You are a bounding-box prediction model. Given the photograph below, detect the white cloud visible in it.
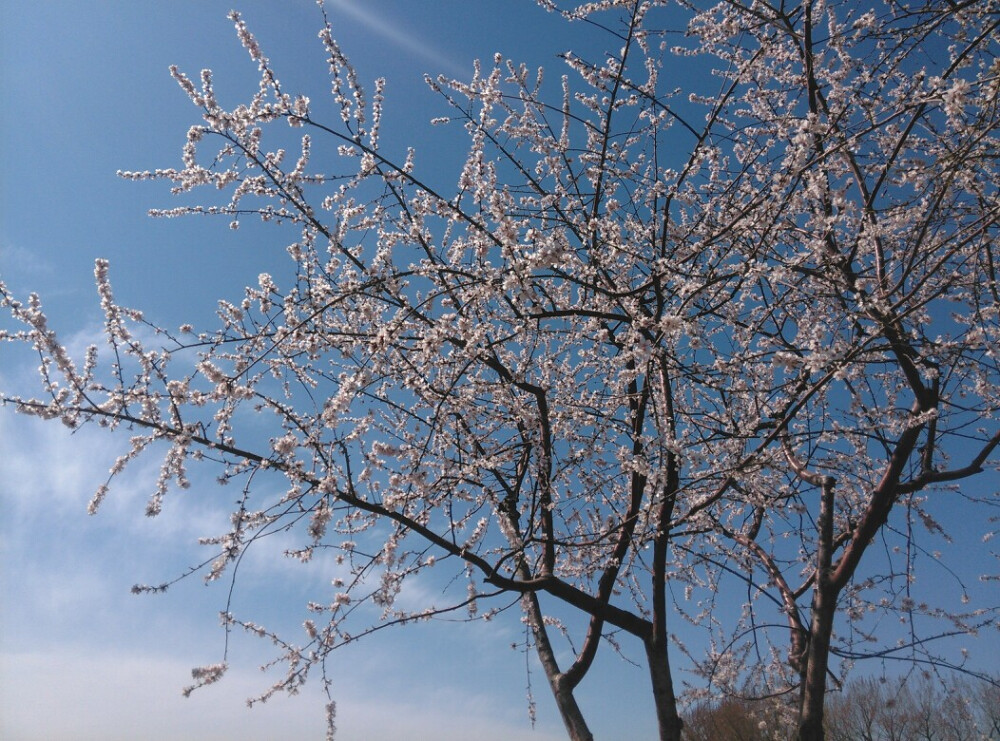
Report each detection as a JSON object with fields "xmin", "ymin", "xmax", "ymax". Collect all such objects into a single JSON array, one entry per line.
[
  {"xmin": 0, "ymin": 321, "xmax": 639, "ymax": 741},
  {"xmin": 325, "ymin": 0, "xmax": 468, "ymax": 78},
  {"xmin": 0, "ymin": 641, "xmax": 564, "ymax": 741},
  {"xmin": 0, "ymin": 242, "xmax": 55, "ymax": 282},
  {"xmin": 0, "ymin": 408, "xmax": 567, "ymax": 741}
]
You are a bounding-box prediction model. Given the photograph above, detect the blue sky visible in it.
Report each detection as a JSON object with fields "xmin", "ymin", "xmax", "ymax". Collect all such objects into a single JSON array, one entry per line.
[{"xmin": 2, "ymin": 2, "xmax": 997, "ymax": 740}]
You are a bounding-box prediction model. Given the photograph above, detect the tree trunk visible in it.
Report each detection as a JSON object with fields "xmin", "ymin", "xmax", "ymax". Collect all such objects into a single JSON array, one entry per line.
[
  {"xmin": 648, "ymin": 423, "xmax": 683, "ymax": 741},
  {"xmin": 550, "ymin": 675, "xmax": 594, "ymax": 741},
  {"xmin": 645, "ymin": 634, "xmax": 684, "ymax": 741},
  {"xmin": 647, "ymin": 500, "xmax": 683, "ymax": 740},
  {"xmin": 796, "ymin": 587, "xmax": 835, "ymax": 740},
  {"xmin": 523, "ymin": 590, "xmax": 594, "ymax": 741},
  {"xmin": 797, "ymin": 475, "xmax": 838, "ymax": 741}
]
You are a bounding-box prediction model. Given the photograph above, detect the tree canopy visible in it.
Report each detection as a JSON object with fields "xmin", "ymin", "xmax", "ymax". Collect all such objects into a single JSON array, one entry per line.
[{"xmin": 3, "ymin": 2, "xmax": 999, "ymax": 740}]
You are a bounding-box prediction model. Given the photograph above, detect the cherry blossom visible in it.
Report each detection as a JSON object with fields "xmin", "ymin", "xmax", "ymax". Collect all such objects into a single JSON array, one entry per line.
[{"xmin": 2, "ymin": 2, "xmax": 998, "ymax": 740}]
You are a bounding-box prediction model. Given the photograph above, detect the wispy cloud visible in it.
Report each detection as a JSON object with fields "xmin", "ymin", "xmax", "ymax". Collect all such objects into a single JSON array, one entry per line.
[
  {"xmin": 0, "ymin": 242, "xmax": 54, "ymax": 280},
  {"xmin": 1, "ymin": 642, "xmax": 565, "ymax": 741},
  {"xmin": 0, "ymin": 371, "xmax": 562, "ymax": 741},
  {"xmin": 325, "ymin": 0, "xmax": 468, "ymax": 78}
]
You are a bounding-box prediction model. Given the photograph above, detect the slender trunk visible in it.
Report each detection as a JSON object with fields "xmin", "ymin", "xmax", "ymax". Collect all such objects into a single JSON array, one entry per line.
[
  {"xmin": 797, "ymin": 475, "xmax": 837, "ymax": 741},
  {"xmin": 649, "ymin": 361, "xmax": 684, "ymax": 741},
  {"xmin": 645, "ymin": 633, "xmax": 684, "ymax": 741},
  {"xmin": 522, "ymin": 590, "xmax": 594, "ymax": 741},
  {"xmin": 798, "ymin": 5, "xmax": 836, "ymax": 731},
  {"xmin": 550, "ymin": 676, "xmax": 593, "ymax": 741},
  {"xmin": 797, "ymin": 585, "xmax": 835, "ymax": 740},
  {"xmin": 648, "ymin": 487, "xmax": 683, "ymax": 740}
]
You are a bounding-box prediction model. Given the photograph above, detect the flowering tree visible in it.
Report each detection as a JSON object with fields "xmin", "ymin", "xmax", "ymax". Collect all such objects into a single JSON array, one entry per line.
[{"xmin": 2, "ymin": 2, "xmax": 999, "ymax": 740}]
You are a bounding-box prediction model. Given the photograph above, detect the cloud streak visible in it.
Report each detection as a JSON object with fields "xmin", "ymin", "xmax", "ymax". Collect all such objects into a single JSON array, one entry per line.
[{"xmin": 325, "ymin": 0, "xmax": 468, "ymax": 78}]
